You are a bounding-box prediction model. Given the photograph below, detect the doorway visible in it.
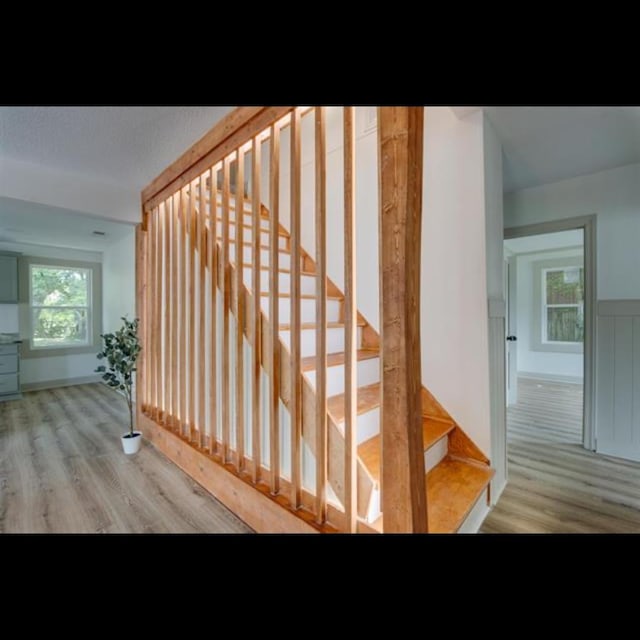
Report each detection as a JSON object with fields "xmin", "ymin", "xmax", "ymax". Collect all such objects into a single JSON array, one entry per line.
[
  {"xmin": 503, "ymin": 215, "xmax": 596, "ymax": 453},
  {"xmin": 504, "ymin": 228, "xmax": 586, "ymax": 447}
]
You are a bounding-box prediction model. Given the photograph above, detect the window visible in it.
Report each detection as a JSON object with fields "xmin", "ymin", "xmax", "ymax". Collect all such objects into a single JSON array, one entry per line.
[
  {"xmin": 542, "ymin": 267, "xmax": 584, "ymax": 345},
  {"xmin": 531, "ymin": 255, "xmax": 584, "ymax": 354},
  {"xmin": 30, "ymin": 264, "xmax": 92, "ymax": 349}
]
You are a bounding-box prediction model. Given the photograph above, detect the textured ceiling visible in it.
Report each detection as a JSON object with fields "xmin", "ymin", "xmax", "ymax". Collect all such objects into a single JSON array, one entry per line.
[
  {"xmin": 484, "ymin": 106, "xmax": 640, "ymax": 192},
  {"xmin": 0, "ymin": 106, "xmax": 233, "ymax": 188}
]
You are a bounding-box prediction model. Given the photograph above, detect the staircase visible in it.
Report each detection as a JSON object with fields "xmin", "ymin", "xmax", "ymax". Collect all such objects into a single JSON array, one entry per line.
[
  {"xmin": 139, "ymin": 106, "xmax": 495, "ymax": 533},
  {"xmin": 205, "ymin": 191, "xmax": 494, "ymax": 533}
]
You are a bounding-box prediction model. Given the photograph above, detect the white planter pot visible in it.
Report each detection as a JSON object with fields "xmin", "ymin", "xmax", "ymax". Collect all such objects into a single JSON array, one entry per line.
[{"xmin": 121, "ymin": 431, "xmax": 142, "ymax": 455}]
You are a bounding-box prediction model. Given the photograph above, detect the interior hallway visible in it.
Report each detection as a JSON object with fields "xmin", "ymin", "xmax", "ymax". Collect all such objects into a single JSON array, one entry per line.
[
  {"xmin": 481, "ymin": 378, "xmax": 640, "ymax": 533},
  {"xmin": 0, "ymin": 384, "xmax": 251, "ymax": 533}
]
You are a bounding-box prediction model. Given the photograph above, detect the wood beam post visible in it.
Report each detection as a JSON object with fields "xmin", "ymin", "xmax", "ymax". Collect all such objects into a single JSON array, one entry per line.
[{"xmin": 377, "ymin": 107, "xmax": 428, "ymax": 533}]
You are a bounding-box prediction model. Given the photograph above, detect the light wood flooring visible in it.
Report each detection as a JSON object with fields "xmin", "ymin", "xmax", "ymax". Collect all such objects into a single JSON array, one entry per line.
[
  {"xmin": 481, "ymin": 377, "xmax": 640, "ymax": 533},
  {"xmin": 0, "ymin": 384, "xmax": 252, "ymax": 533}
]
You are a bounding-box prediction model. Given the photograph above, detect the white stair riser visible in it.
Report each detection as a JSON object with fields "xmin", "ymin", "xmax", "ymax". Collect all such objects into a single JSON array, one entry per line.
[
  {"xmin": 305, "ymin": 357, "xmax": 380, "ymax": 398},
  {"xmin": 260, "ymin": 296, "xmax": 341, "ymax": 324},
  {"xmin": 215, "ymin": 222, "xmax": 287, "ymax": 249},
  {"xmin": 280, "ymin": 326, "xmax": 362, "ymax": 358},
  {"xmin": 364, "ymin": 432, "xmax": 450, "ymax": 524},
  {"xmin": 244, "ymin": 269, "xmax": 316, "ymax": 295},
  {"xmin": 228, "ymin": 245, "xmax": 292, "ymax": 270},
  {"xmin": 367, "ymin": 489, "xmax": 381, "ymax": 523},
  {"xmin": 425, "ymin": 436, "xmax": 448, "ymax": 472}
]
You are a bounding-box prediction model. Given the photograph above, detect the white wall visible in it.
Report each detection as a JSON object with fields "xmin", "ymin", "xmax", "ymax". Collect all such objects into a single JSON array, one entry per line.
[
  {"xmin": 269, "ymin": 107, "xmax": 380, "ymax": 330},
  {"xmin": 102, "ymin": 228, "xmax": 136, "ymax": 333},
  {"xmin": 505, "ymin": 163, "xmax": 640, "ymax": 299},
  {"xmin": 515, "ymin": 248, "xmax": 584, "ymax": 380},
  {"xmin": 421, "ymin": 107, "xmax": 492, "ymax": 456}
]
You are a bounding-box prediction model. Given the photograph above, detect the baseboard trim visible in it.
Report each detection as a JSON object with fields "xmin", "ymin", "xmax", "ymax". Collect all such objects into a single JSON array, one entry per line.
[
  {"xmin": 22, "ymin": 374, "xmax": 102, "ymax": 392},
  {"xmin": 518, "ymin": 372, "xmax": 583, "ymax": 385},
  {"xmin": 458, "ymin": 489, "xmax": 492, "ymax": 534}
]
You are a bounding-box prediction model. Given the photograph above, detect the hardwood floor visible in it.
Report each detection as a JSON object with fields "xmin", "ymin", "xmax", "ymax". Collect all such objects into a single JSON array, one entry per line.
[
  {"xmin": 0, "ymin": 384, "xmax": 252, "ymax": 534},
  {"xmin": 481, "ymin": 377, "xmax": 640, "ymax": 533}
]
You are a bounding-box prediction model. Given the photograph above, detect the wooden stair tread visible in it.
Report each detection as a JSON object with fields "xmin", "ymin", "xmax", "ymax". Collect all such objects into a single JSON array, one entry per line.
[
  {"xmin": 328, "ymin": 382, "xmax": 380, "ymax": 424},
  {"xmin": 357, "ymin": 417, "xmax": 455, "ymax": 483},
  {"xmin": 425, "ymin": 457, "xmax": 494, "ymax": 533},
  {"xmin": 215, "ymin": 237, "xmax": 290, "ymax": 251},
  {"xmin": 279, "ymin": 321, "xmax": 365, "ymax": 331},
  {"xmin": 301, "ymin": 349, "xmax": 379, "ymax": 372},
  {"xmin": 242, "ymin": 264, "xmax": 315, "ymax": 276},
  {"xmin": 213, "ymin": 216, "xmax": 287, "ymax": 235},
  {"xmin": 261, "ymin": 292, "xmax": 342, "ymax": 301}
]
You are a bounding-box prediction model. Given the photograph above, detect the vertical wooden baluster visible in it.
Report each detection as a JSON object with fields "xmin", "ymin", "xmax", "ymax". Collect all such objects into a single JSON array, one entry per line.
[
  {"xmin": 251, "ymin": 138, "xmax": 262, "ymax": 483},
  {"xmin": 198, "ymin": 176, "xmax": 207, "ymax": 448},
  {"xmin": 155, "ymin": 204, "xmax": 164, "ymax": 421},
  {"xmin": 315, "ymin": 107, "xmax": 328, "ymax": 524},
  {"xmin": 164, "ymin": 198, "xmax": 172, "ymax": 426},
  {"xmin": 221, "ymin": 157, "xmax": 231, "ymax": 463},
  {"xmin": 344, "ymin": 107, "xmax": 357, "ymax": 532},
  {"xmin": 135, "ymin": 222, "xmax": 146, "ymax": 418},
  {"xmin": 290, "ymin": 109, "xmax": 302, "ymax": 509},
  {"xmin": 171, "ymin": 191, "xmax": 180, "ymax": 432},
  {"xmin": 188, "ymin": 180, "xmax": 197, "ymax": 442},
  {"xmin": 149, "ymin": 208, "xmax": 158, "ymax": 419},
  {"xmin": 179, "ymin": 187, "xmax": 188, "ymax": 437},
  {"xmin": 209, "ymin": 167, "xmax": 219, "ymax": 454},
  {"xmin": 235, "ymin": 149, "xmax": 246, "ymax": 471},
  {"xmin": 378, "ymin": 107, "xmax": 427, "ymax": 533},
  {"xmin": 269, "ymin": 123, "xmax": 281, "ymax": 495}
]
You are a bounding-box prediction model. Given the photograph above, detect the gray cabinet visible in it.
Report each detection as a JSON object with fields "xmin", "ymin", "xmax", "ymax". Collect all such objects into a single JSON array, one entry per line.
[
  {"xmin": 0, "ymin": 343, "xmax": 20, "ymax": 400},
  {"xmin": 0, "ymin": 255, "xmax": 19, "ymax": 303}
]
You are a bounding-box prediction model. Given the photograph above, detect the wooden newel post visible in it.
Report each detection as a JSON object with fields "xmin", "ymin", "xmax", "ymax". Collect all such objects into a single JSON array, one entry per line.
[{"xmin": 378, "ymin": 107, "xmax": 428, "ymax": 533}]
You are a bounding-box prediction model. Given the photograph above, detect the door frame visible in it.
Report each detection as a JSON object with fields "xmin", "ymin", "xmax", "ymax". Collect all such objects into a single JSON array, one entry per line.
[{"xmin": 503, "ymin": 214, "xmax": 597, "ymax": 451}]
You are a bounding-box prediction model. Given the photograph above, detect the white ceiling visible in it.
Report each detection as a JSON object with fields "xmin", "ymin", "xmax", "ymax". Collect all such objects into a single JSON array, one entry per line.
[
  {"xmin": 1, "ymin": 105, "xmax": 639, "ymax": 253},
  {"xmin": 0, "ymin": 106, "xmax": 233, "ymax": 188},
  {"xmin": 484, "ymin": 106, "xmax": 640, "ymax": 192},
  {"xmin": 0, "ymin": 106, "xmax": 233, "ymax": 251}
]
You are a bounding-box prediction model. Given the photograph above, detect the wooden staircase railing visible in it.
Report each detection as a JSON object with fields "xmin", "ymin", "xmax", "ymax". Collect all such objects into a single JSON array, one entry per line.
[{"xmin": 137, "ymin": 106, "xmax": 493, "ymax": 533}]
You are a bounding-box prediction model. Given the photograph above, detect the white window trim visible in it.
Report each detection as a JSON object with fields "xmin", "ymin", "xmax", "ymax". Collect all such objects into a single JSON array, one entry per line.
[
  {"xmin": 18, "ymin": 256, "xmax": 102, "ymax": 360},
  {"xmin": 541, "ymin": 267, "xmax": 584, "ymax": 347},
  {"xmin": 29, "ymin": 263, "xmax": 93, "ymax": 350},
  {"xmin": 531, "ymin": 256, "xmax": 584, "ymax": 355}
]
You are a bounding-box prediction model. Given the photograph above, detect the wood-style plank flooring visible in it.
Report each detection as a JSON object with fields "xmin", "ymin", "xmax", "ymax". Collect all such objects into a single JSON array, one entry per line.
[
  {"xmin": 481, "ymin": 377, "xmax": 640, "ymax": 533},
  {"xmin": 0, "ymin": 384, "xmax": 252, "ymax": 533}
]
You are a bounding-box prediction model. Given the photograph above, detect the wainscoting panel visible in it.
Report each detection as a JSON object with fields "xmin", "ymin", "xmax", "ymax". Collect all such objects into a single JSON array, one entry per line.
[{"xmin": 596, "ymin": 300, "xmax": 640, "ymax": 462}]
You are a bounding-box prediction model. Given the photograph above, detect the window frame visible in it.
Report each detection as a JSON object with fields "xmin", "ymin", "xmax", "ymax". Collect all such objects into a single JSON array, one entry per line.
[
  {"xmin": 531, "ymin": 255, "xmax": 584, "ymax": 355},
  {"xmin": 541, "ymin": 266, "xmax": 584, "ymax": 346},
  {"xmin": 18, "ymin": 256, "xmax": 102, "ymax": 360}
]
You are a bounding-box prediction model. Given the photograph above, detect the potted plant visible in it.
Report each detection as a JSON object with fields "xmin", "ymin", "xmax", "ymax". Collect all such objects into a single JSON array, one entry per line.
[{"xmin": 95, "ymin": 316, "xmax": 142, "ymax": 454}]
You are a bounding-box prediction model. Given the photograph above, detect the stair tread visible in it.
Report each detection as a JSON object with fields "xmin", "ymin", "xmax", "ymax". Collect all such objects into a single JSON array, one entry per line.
[
  {"xmin": 261, "ymin": 292, "xmax": 342, "ymax": 301},
  {"xmin": 301, "ymin": 349, "xmax": 379, "ymax": 372},
  {"xmin": 364, "ymin": 456, "xmax": 493, "ymax": 534},
  {"xmin": 328, "ymin": 382, "xmax": 380, "ymax": 424},
  {"xmin": 425, "ymin": 456, "xmax": 494, "ymax": 533},
  {"xmin": 213, "ymin": 217, "xmax": 288, "ymax": 235},
  {"xmin": 242, "ymin": 264, "xmax": 315, "ymax": 275},
  {"xmin": 215, "ymin": 237, "xmax": 290, "ymax": 251},
  {"xmin": 280, "ymin": 321, "xmax": 366, "ymax": 331},
  {"xmin": 356, "ymin": 417, "xmax": 456, "ymax": 483}
]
